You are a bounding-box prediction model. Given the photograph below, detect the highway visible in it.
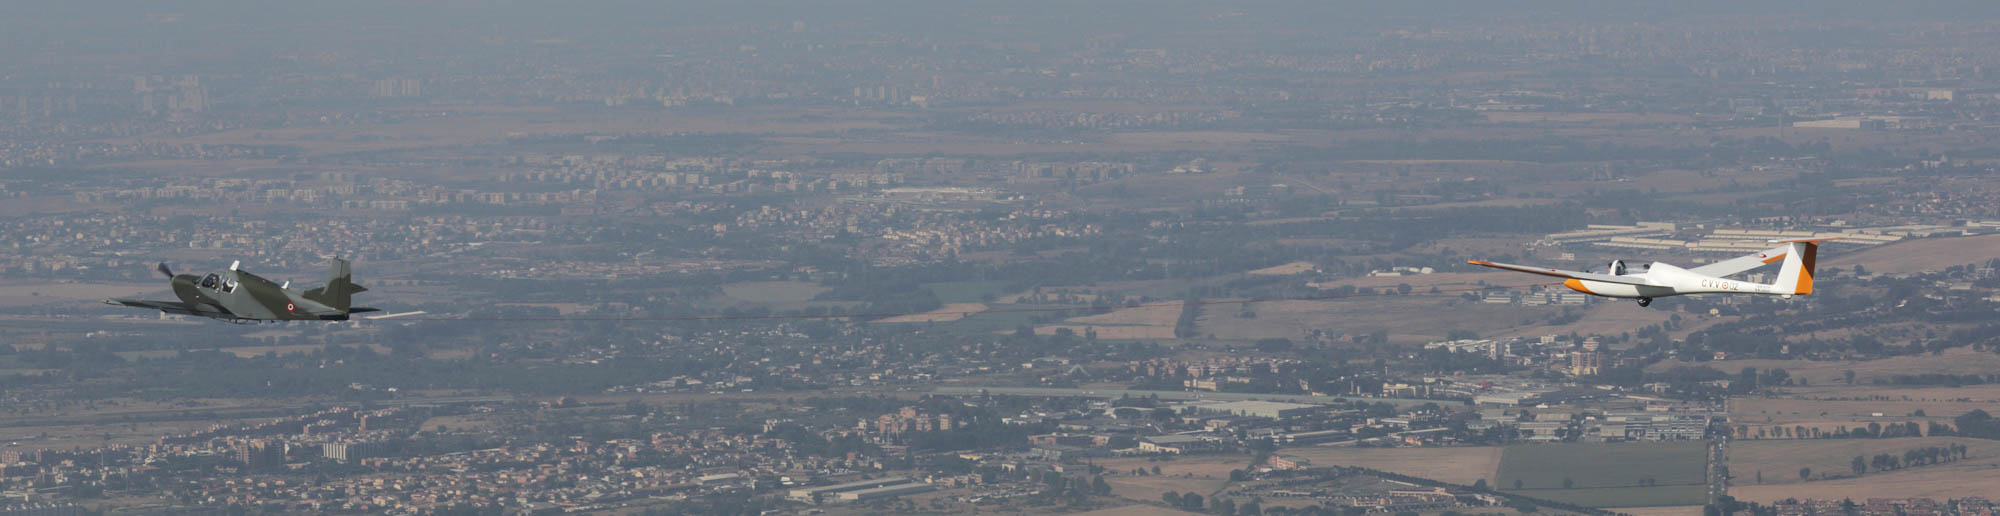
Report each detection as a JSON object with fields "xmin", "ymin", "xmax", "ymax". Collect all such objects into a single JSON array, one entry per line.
[{"xmin": 928, "ymin": 386, "xmax": 1441, "ymax": 406}]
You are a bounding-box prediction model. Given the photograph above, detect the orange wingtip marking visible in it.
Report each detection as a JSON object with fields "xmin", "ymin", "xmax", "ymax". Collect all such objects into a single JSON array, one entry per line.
[
  {"xmin": 1467, "ymin": 260, "xmax": 1491, "ymax": 266},
  {"xmin": 1563, "ymin": 278, "xmax": 1595, "ymax": 295},
  {"xmin": 1760, "ymin": 253, "xmax": 1786, "ymax": 264}
]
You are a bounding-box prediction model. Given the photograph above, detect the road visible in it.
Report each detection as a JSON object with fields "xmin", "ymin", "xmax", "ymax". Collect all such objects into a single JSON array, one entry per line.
[{"xmin": 928, "ymin": 385, "xmax": 1441, "ymax": 406}]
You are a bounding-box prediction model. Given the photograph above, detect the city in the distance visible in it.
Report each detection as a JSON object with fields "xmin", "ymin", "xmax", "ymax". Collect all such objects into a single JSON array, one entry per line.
[{"xmin": 3, "ymin": 2, "xmax": 2000, "ymax": 515}]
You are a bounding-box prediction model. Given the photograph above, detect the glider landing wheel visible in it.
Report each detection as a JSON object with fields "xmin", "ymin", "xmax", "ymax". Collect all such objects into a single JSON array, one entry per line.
[{"xmin": 1637, "ymin": 297, "xmax": 1653, "ymax": 308}]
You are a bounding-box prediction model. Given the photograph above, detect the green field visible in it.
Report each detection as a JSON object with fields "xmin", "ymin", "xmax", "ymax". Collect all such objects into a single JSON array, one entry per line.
[
  {"xmin": 922, "ymin": 280, "xmax": 1016, "ymax": 303},
  {"xmin": 1494, "ymin": 441, "xmax": 1709, "ymax": 508},
  {"xmin": 934, "ymin": 307, "xmax": 1056, "ymax": 336},
  {"xmin": 720, "ymin": 281, "xmax": 830, "ymax": 304}
]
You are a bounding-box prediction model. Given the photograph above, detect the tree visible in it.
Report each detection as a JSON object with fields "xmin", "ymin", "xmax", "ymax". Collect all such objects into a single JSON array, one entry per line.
[
  {"xmin": 1736, "ymin": 367, "xmax": 1760, "ymax": 393},
  {"xmin": 1562, "ymin": 477, "xmax": 1574, "ymax": 489},
  {"xmin": 1181, "ymin": 493, "xmax": 1203, "ymax": 510},
  {"xmin": 1513, "ymin": 479, "xmax": 1524, "ymax": 490},
  {"xmin": 1844, "ymin": 370, "xmax": 1856, "ymax": 385},
  {"xmin": 1162, "ymin": 491, "xmax": 1179, "ymax": 506},
  {"xmin": 1851, "ymin": 455, "xmax": 1866, "ymax": 476},
  {"xmin": 1799, "ymin": 467, "xmax": 1811, "ymax": 481},
  {"xmin": 1471, "ymin": 479, "xmax": 1488, "ymax": 491}
]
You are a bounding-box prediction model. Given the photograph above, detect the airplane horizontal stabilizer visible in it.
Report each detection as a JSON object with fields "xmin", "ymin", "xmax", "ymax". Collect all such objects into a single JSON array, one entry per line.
[{"xmin": 1687, "ymin": 244, "xmax": 1791, "ymax": 278}]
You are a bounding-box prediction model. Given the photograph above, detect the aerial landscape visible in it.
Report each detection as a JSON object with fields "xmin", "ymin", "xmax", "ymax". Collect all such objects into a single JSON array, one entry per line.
[{"xmin": 6, "ymin": 1, "xmax": 2000, "ymax": 515}]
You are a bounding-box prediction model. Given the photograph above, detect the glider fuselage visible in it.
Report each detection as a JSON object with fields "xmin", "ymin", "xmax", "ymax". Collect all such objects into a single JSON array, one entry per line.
[{"xmin": 1560, "ymin": 262, "xmax": 1785, "ymax": 299}]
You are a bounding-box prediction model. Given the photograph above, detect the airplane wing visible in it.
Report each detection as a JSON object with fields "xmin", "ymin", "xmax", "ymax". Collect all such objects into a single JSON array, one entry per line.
[
  {"xmin": 1466, "ymin": 260, "xmax": 1659, "ymax": 286},
  {"xmin": 103, "ymin": 298, "xmax": 201, "ymax": 316},
  {"xmin": 1687, "ymin": 245, "xmax": 1788, "ymax": 278}
]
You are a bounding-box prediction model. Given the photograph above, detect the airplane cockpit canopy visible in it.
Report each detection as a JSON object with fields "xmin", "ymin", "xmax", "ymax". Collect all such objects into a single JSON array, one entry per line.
[
  {"xmin": 1599, "ymin": 261, "xmax": 1653, "ymax": 275},
  {"xmin": 200, "ymin": 273, "xmax": 220, "ymax": 289}
]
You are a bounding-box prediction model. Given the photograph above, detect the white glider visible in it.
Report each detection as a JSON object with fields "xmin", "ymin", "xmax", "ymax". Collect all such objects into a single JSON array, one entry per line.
[{"xmin": 1469, "ymin": 239, "xmax": 1829, "ymax": 307}]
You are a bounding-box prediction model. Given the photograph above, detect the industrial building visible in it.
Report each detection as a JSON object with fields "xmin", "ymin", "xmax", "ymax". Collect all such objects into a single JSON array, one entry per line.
[
  {"xmin": 1190, "ymin": 400, "xmax": 1326, "ymax": 420},
  {"xmin": 834, "ymin": 482, "xmax": 936, "ymax": 502},
  {"xmin": 788, "ymin": 476, "xmax": 912, "ymax": 502}
]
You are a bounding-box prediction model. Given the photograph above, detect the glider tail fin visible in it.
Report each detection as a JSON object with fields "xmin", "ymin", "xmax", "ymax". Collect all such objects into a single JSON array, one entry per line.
[{"xmin": 1771, "ymin": 240, "xmax": 1822, "ymax": 295}]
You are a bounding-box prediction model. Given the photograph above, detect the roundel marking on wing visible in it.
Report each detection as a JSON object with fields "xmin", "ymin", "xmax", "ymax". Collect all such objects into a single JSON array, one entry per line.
[{"xmin": 286, "ymin": 302, "xmax": 296, "ymax": 312}]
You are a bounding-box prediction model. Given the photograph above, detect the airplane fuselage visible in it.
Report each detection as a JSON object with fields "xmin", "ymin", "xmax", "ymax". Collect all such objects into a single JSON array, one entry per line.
[
  {"xmin": 173, "ymin": 269, "xmax": 344, "ymax": 321},
  {"xmin": 106, "ymin": 258, "xmax": 375, "ymax": 322}
]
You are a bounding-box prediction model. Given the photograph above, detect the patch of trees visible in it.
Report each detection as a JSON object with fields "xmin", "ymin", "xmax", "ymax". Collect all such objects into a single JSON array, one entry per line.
[
  {"xmin": 1956, "ymin": 409, "xmax": 2000, "ymax": 439},
  {"xmin": 1160, "ymin": 491, "xmax": 1205, "ymax": 511},
  {"xmin": 1806, "ymin": 421, "xmax": 1925, "ymax": 439},
  {"xmin": 1848, "ymin": 444, "xmax": 1969, "ymax": 475},
  {"xmin": 904, "ymin": 419, "xmax": 1041, "ymax": 452},
  {"xmin": 1173, "ymin": 295, "xmax": 1201, "ymax": 339},
  {"xmin": 1880, "ymin": 373, "xmax": 1995, "ymax": 387},
  {"xmin": 813, "ymin": 274, "xmax": 943, "ymax": 315}
]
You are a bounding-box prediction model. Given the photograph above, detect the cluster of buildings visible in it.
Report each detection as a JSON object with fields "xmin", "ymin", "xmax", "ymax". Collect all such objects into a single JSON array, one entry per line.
[
  {"xmin": 1542, "ymin": 222, "xmax": 1991, "ymax": 256},
  {"xmin": 1123, "ymin": 357, "xmax": 1304, "ymax": 392},
  {"xmin": 1464, "ymin": 399, "xmax": 1719, "ymax": 443},
  {"xmin": 865, "ymin": 407, "xmax": 958, "ymax": 436}
]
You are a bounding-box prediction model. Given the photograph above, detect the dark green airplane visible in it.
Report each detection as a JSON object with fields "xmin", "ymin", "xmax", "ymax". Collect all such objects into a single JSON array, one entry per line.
[{"xmin": 105, "ymin": 257, "xmax": 380, "ymax": 322}]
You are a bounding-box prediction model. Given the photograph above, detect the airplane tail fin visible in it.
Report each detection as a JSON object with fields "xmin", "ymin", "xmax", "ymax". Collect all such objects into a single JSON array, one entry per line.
[
  {"xmin": 1770, "ymin": 240, "xmax": 1825, "ymax": 295},
  {"xmin": 303, "ymin": 257, "xmax": 359, "ymax": 312}
]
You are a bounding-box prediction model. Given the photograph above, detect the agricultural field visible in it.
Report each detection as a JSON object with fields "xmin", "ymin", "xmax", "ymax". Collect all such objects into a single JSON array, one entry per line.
[
  {"xmin": 1283, "ymin": 446, "xmax": 1503, "ymax": 485},
  {"xmin": 1199, "ymin": 296, "xmax": 1557, "ymax": 344},
  {"xmin": 873, "ymin": 303, "xmax": 988, "ymax": 323},
  {"xmin": 1618, "ymin": 507, "xmax": 1704, "ymax": 516},
  {"xmin": 1037, "ymin": 303, "xmax": 1181, "ymax": 340},
  {"xmin": 922, "ymin": 280, "xmax": 1018, "ymax": 304},
  {"xmin": 1823, "ymin": 233, "xmax": 2000, "ymax": 275},
  {"xmin": 1246, "ymin": 261, "xmax": 1316, "ymax": 276},
  {"xmin": 1096, "ymin": 455, "xmax": 1249, "ymax": 504},
  {"xmin": 719, "ymin": 281, "xmax": 829, "ymax": 304},
  {"xmin": 1731, "ymin": 458, "xmax": 2000, "ymax": 505},
  {"xmin": 1494, "ymin": 441, "xmax": 1709, "ymax": 508},
  {"xmin": 1730, "ymin": 394, "xmax": 2000, "ymax": 431},
  {"xmin": 1730, "ymin": 437, "xmax": 2000, "ymax": 486},
  {"xmin": 1653, "ymin": 346, "xmax": 2000, "ymax": 387},
  {"xmin": 944, "ymin": 308, "xmax": 1062, "ymax": 337},
  {"xmin": 1067, "ymin": 505, "xmax": 1205, "ymax": 516}
]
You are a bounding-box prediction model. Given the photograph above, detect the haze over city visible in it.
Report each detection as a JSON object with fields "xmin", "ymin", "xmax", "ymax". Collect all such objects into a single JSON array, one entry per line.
[{"xmin": 5, "ymin": 2, "xmax": 2000, "ymax": 515}]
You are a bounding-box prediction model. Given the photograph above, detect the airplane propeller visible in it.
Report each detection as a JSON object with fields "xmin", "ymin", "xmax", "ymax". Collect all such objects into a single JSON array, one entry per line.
[{"xmin": 155, "ymin": 262, "xmax": 174, "ymax": 278}]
